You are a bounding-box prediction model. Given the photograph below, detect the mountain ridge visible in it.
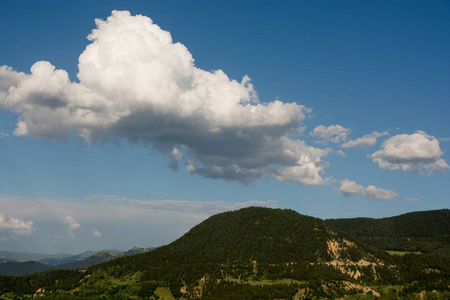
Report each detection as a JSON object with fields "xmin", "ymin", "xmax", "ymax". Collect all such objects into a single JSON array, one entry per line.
[{"xmin": 325, "ymin": 208, "xmax": 450, "ymax": 247}]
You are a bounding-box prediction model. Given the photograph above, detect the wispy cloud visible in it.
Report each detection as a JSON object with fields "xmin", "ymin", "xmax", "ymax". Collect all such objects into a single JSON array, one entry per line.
[
  {"xmin": 63, "ymin": 216, "xmax": 81, "ymax": 238},
  {"xmin": 341, "ymin": 131, "xmax": 389, "ymax": 148},
  {"xmin": 92, "ymin": 229, "xmax": 102, "ymax": 238},
  {"xmin": 405, "ymin": 197, "xmax": 420, "ymax": 202},
  {"xmin": 0, "ymin": 195, "xmax": 277, "ymax": 245},
  {"xmin": 338, "ymin": 179, "xmax": 398, "ymax": 200}
]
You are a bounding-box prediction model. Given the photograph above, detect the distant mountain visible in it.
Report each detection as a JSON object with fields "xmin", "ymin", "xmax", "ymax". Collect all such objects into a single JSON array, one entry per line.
[
  {"xmin": 0, "ymin": 261, "xmax": 54, "ymax": 276},
  {"xmin": 123, "ymin": 246, "xmax": 153, "ymax": 256},
  {"xmin": 0, "ymin": 247, "xmax": 153, "ymax": 275},
  {"xmin": 54, "ymin": 249, "xmax": 123, "ymax": 270},
  {"xmin": 38, "ymin": 250, "xmax": 99, "ymax": 266},
  {"xmin": 325, "ymin": 209, "xmax": 450, "ymax": 247},
  {"xmin": 0, "ymin": 251, "xmax": 74, "ymax": 263}
]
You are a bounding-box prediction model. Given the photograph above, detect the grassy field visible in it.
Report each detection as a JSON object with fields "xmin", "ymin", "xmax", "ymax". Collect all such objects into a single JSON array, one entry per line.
[
  {"xmin": 153, "ymin": 287, "xmax": 176, "ymax": 300},
  {"xmin": 385, "ymin": 250, "xmax": 422, "ymax": 256},
  {"xmin": 225, "ymin": 276, "xmax": 306, "ymax": 286}
]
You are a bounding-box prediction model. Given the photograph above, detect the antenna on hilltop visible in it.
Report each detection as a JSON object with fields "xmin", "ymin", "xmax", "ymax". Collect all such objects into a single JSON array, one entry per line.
[{"xmin": 265, "ymin": 193, "xmax": 268, "ymax": 208}]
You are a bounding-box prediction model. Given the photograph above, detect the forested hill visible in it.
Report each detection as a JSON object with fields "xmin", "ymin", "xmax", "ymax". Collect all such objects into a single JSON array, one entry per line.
[
  {"xmin": 89, "ymin": 206, "xmax": 391, "ymax": 285},
  {"xmin": 325, "ymin": 209, "xmax": 450, "ymax": 247},
  {"xmin": 112, "ymin": 206, "xmax": 376, "ymax": 265}
]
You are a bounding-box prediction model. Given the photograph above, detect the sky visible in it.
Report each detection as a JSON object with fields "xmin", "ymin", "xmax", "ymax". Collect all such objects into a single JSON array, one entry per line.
[{"xmin": 0, "ymin": 1, "xmax": 449, "ymax": 254}]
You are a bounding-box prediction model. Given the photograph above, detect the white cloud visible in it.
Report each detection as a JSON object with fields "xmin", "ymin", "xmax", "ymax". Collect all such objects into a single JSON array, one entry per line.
[
  {"xmin": 92, "ymin": 229, "xmax": 102, "ymax": 237},
  {"xmin": 338, "ymin": 179, "xmax": 398, "ymax": 200},
  {"xmin": 63, "ymin": 216, "xmax": 81, "ymax": 238},
  {"xmin": 310, "ymin": 125, "xmax": 351, "ymax": 144},
  {"xmin": 369, "ymin": 131, "xmax": 449, "ymax": 175},
  {"xmin": 0, "ymin": 213, "xmax": 34, "ymax": 236},
  {"xmin": 405, "ymin": 197, "xmax": 419, "ymax": 202},
  {"xmin": 341, "ymin": 131, "xmax": 389, "ymax": 148},
  {"xmin": 0, "ymin": 10, "xmax": 329, "ymax": 185},
  {"xmin": 0, "ymin": 65, "xmax": 27, "ymax": 101}
]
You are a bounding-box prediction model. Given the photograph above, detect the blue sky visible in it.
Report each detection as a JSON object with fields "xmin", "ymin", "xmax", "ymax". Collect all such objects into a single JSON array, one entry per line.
[{"xmin": 0, "ymin": 1, "xmax": 449, "ymax": 254}]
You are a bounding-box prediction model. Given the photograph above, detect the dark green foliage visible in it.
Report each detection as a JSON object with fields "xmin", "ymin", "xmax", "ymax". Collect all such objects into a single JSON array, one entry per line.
[
  {"xmin": 0, "ymin": 269, "xmax": 84, "ymax": 294},
  {"xmin": 325, "ymin": 209, "xmax": 450, "ymax": 247},
  {"xmin": 137, "ymin": 281, "xmax": 159, "ymax": 298}
]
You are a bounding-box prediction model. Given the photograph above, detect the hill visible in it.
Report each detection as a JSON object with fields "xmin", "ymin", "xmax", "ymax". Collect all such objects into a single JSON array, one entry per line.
[
  {"xmin": 325, "ymin": 209, "xmax": 450, "ymax": 247},
  {"xmin": 0, "ymin": 261, "xmax": 54, "ymax": 276}
]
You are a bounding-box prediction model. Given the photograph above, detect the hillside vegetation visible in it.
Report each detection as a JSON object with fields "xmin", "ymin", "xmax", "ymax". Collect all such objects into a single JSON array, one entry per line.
[{"xmin": 325, "ymin": 209, "xmax": 450, "ymax": 247}]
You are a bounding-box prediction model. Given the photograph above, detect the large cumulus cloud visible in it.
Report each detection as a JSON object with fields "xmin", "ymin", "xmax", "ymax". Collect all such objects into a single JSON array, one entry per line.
[
  {"xmin": 369, "ymin": 131, "xmax": 449, "ymax": 175},
  {"xmin": 0, "ymin": 10, "xmax": 330, "ymax": 185}
]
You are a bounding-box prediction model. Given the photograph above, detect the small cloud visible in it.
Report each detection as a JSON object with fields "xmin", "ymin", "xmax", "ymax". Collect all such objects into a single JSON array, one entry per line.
[
  {"xmin": 310, "ymin": 125, "xmax": 351, "ymax": 144},
  {"xmin": 63, "ymin": 216, "xmax": 81, "ymax": 238},
  {"xmin": 0, "ymin": 132, "xmax": 8, "ymax": 138},
  {"xmin": 0, "ymin": 213, "xmax": 34, "ymax": 236},
  {"xmin": 405, "ymin": 197, "xmax": 420, "ymax": 202},
  {"xmin": 335, "ymin": 150, "xmax": 346, "ymax": 157},
  {"xmin": 92, "ymin": 229, "xmax": 102, "ymax": 237},
  {"xmin": 439, "ymin": 137, "xmax": 450, "ymax": 142},
  {"xmin": 338, "ymin": 179, "xmax": 398, "ymax": 200},
  {"xmin": 342, "ymin": 131, "xmax": 389, "ymax": 148},
  {"xmin": 369, "ymin": 131, "xmax": 449, "ymax": 175}
]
